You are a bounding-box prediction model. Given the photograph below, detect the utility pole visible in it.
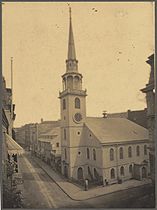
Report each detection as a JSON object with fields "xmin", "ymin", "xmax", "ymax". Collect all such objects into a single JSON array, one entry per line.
[
  {"xmin": 11, "ymin": 57, "xmax": 13, "ymax": 103},
  {"xmin": 10, "ymin": 57, "xmax": 14, "ymax": 137}
]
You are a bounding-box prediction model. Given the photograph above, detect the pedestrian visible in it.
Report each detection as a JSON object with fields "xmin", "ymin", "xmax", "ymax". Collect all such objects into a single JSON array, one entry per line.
[
  {"xmin": 103, "ymin": 178, "xmax": 108, "ymax": 186},
  {"xmin": 84, "ymin": 179, "xmax": 88, "ymax": 191},
  {"xmin": 103, "ymin": 178, "xmax": 106, "ymax": 187}
]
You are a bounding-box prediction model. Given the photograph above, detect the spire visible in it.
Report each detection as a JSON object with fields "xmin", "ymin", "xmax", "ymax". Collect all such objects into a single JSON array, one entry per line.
[{"xmin": 67, "ymin": 7, "xmax": 76, "ymax": 60}]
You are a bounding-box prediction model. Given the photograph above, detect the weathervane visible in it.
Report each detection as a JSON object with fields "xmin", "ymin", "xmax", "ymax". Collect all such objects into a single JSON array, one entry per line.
[{"xmin": 67, "ymin": 3, "xmax": 72, "ymax": 20}]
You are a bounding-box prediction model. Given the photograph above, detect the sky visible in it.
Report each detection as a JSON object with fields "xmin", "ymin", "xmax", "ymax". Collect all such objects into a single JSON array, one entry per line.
[{"xmin": 2, "ymin": 2, "xmax": 155, "ymax": 127}]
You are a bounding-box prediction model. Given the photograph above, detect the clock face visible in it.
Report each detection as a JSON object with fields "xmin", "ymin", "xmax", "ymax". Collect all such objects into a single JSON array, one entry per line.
[{"xmin": 74, "ymin": 113, "xmax": 82, "ymax": 123}]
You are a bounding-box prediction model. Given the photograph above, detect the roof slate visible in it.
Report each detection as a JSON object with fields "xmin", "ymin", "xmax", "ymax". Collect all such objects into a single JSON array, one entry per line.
[{"xmin": 85, "ymin": 117, "xmax": 148, "ymax": 143}]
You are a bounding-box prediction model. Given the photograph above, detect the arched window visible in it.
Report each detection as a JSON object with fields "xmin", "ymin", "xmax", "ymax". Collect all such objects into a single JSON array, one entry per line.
[
  {"xmin": 62, "ymin": 77, "xmax": 67, "ymax": 91},
  {"xmin": 67, "ymin": 75, "xmax": 73, "ymax": 89},
  {"xmin": 77, "ymin": 167, "xmax": 83, "ymax": 180},
  {"xmin": 94, "ymin": 168, "xmax": 99, "ymax": 179},
  {"xmin": 110, "ymin": 148, "xmax": 114, "ymax": 161},
  {"xmin": 128, "ymin": 146, "xmax": 132, "ymax": 158},
  {"xmin": 63, "ymin": 129, "xmax": 66, "ymax": 140},
  {"xmin": 111, "ymin": 168, "xmax": 115, "ymax": 179},
  {"xmin": 88, "ymin": 166, "xmax": 90, "ymax": 176},
  {"xmin": 136, "ymin": 145, "xmax": 140, "ymax": 156},
  {"xmin": 65, "ymin": 148, "xmax": 67, "ymax": 159},
  {"xmin": 74, "ymin": 76, "xmax": 80, "ymax": 89},
  {"xmin": 87, "ymin": 148, "xmax": 90, "ymax": 159},
  {"xmin": 119, "ymin": 147, "xmax": 123, "ymax": 159},
  {"xmin": 120, "ymin": 166, "xmax": 124, "ymax": 176},
  {"xmin": 93, "ymin": 149, "xmax": 96, "ymax": 160},
  {"xmin": 144, "ymin": 145, "xmax": 147, "ymax": 155},
  {"xmin": 129, "ymin": 165, "xmax": 133, "ymax": 174},
  {"xmin": 75, "ymin": 97, "xmax": 80, "ymax": 109},
  {"xmin": 63, "ymin": 99, "xmax": 66, "ymax": 110}
]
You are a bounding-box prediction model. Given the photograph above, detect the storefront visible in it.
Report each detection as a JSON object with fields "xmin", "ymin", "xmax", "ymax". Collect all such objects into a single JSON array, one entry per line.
[{"xmin": 5, "ymin": 132, "xmax": 24, "ymax": 173}]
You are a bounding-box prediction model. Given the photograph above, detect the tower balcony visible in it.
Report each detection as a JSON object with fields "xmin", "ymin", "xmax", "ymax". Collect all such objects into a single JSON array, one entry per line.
[
  {"xmin": 59, "ymin": 88, "xmax": 87, "ymax": 98},
  {"xmin": 62, "ymin": 71, "xmax": 83, "ymax": 79}
]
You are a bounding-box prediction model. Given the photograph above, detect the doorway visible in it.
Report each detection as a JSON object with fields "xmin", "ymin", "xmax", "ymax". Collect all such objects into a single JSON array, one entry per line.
[
  {"xmin": 77, "ymin": 167, "xmax": 83, "ymax": 180},
  {"xmin": 142, "ymin": 167, "xmax": 147, "ymax": 178},
  {"xmin": 64, "ymin": 165, "xmax": 68, "ymax": 178}
]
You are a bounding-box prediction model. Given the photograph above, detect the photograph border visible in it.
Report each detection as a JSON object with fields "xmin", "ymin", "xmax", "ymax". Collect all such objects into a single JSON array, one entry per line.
[{"xmin": 0, "ymin": 0, "xmax": 156, "ymax": 209}]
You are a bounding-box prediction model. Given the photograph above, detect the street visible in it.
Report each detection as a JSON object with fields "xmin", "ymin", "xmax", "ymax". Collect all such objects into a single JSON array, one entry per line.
[
  {"xmin": 19, "ymin": 154, "xmax": 91, "ymax": 208},
  {"xmin": 19, "ymin": 154, "xmax": 155, "ymax": 208}
]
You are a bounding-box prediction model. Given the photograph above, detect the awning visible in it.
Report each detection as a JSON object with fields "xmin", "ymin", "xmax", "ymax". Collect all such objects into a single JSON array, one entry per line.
[{"xmin": 5, "ymin": 133, "xmax": 24, "ymax": 155}]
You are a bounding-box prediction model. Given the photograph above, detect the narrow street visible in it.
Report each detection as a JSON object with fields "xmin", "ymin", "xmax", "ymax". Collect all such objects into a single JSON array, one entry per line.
[
  {"xmin": 19, "ymin": 154, "xmax": 92, "ymax": 208},
  {"xmin": 18, "ymin": 153, "xmax": 155, "ymax": 208}
]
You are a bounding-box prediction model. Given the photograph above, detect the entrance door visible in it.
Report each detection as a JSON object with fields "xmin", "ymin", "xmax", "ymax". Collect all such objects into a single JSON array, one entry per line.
[
  {"xmin": 77, "ymin": 167, "xmax": 83, "ymax": 180},
  {"xmin": 142, "ymin": 167, "xmax": 147, "ymax": 178},
  {"xmin": 94, "ymin": 168, "xmax": 99, "ymax": 180},
  {"xmin": 64, "ymin": 165, "xmax": 68, "ymax": 178}
]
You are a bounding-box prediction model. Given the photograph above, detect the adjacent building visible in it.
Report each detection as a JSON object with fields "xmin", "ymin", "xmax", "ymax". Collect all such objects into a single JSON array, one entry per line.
[
  {"xmin": 106, "ymin": 109, "xmax": 147, "ymax": 128},
  {"xmin": 141, "ymin": 54, "xmax": 155, "ymax": 183},
  {"xmin": 2, "ymin": 76, "xmax": 24, "ymax": 182},
  {"xmin": 15, "ymin": 120, "xmax": 60, "ymax": 150},
  {"xmin": 37, "ymin": 127, "xmax": 61, "ymax": 170}
]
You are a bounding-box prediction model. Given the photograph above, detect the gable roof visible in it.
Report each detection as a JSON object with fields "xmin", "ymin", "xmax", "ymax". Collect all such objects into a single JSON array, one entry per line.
[
  {"xmin": 40, "ymin": 127, "xmax": 60, "ymax": 136},
  {"xmin": 85, "ymin": 117, "xmax": 148, "ymax": 144},
  {"xmin": 38, "ymin": 127, "xmax": 60, "ymax": 143},
  {"xmin": 38, "ymin": 121, "xmax": 60, "ymax": 135}
]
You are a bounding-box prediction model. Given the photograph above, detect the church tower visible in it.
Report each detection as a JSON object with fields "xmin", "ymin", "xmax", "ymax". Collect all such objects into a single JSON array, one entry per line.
[{"xmin": 59, "ymin": 8, "xmax": 87, "ymax": 179}]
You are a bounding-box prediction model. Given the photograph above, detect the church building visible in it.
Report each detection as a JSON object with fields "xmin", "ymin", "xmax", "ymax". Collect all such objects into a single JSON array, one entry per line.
[{"xmin": 59, "ymin": 8, "xmax": 150, "ymax": 185}]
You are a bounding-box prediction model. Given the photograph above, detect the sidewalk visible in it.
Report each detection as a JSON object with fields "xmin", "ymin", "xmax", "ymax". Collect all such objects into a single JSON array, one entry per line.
[{"xmin": 31, "ymin": 155, "xmax": 152, "ymax": 201}]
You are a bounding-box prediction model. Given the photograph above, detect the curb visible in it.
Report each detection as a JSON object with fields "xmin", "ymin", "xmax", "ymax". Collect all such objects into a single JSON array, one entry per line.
[
  {"xmin": 31, "ymin": 156, "xmax": 153, "ymax": 202},
  {"xmin": 31, "ymin": 156, "xmax": 79, "ymax": 201}
]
